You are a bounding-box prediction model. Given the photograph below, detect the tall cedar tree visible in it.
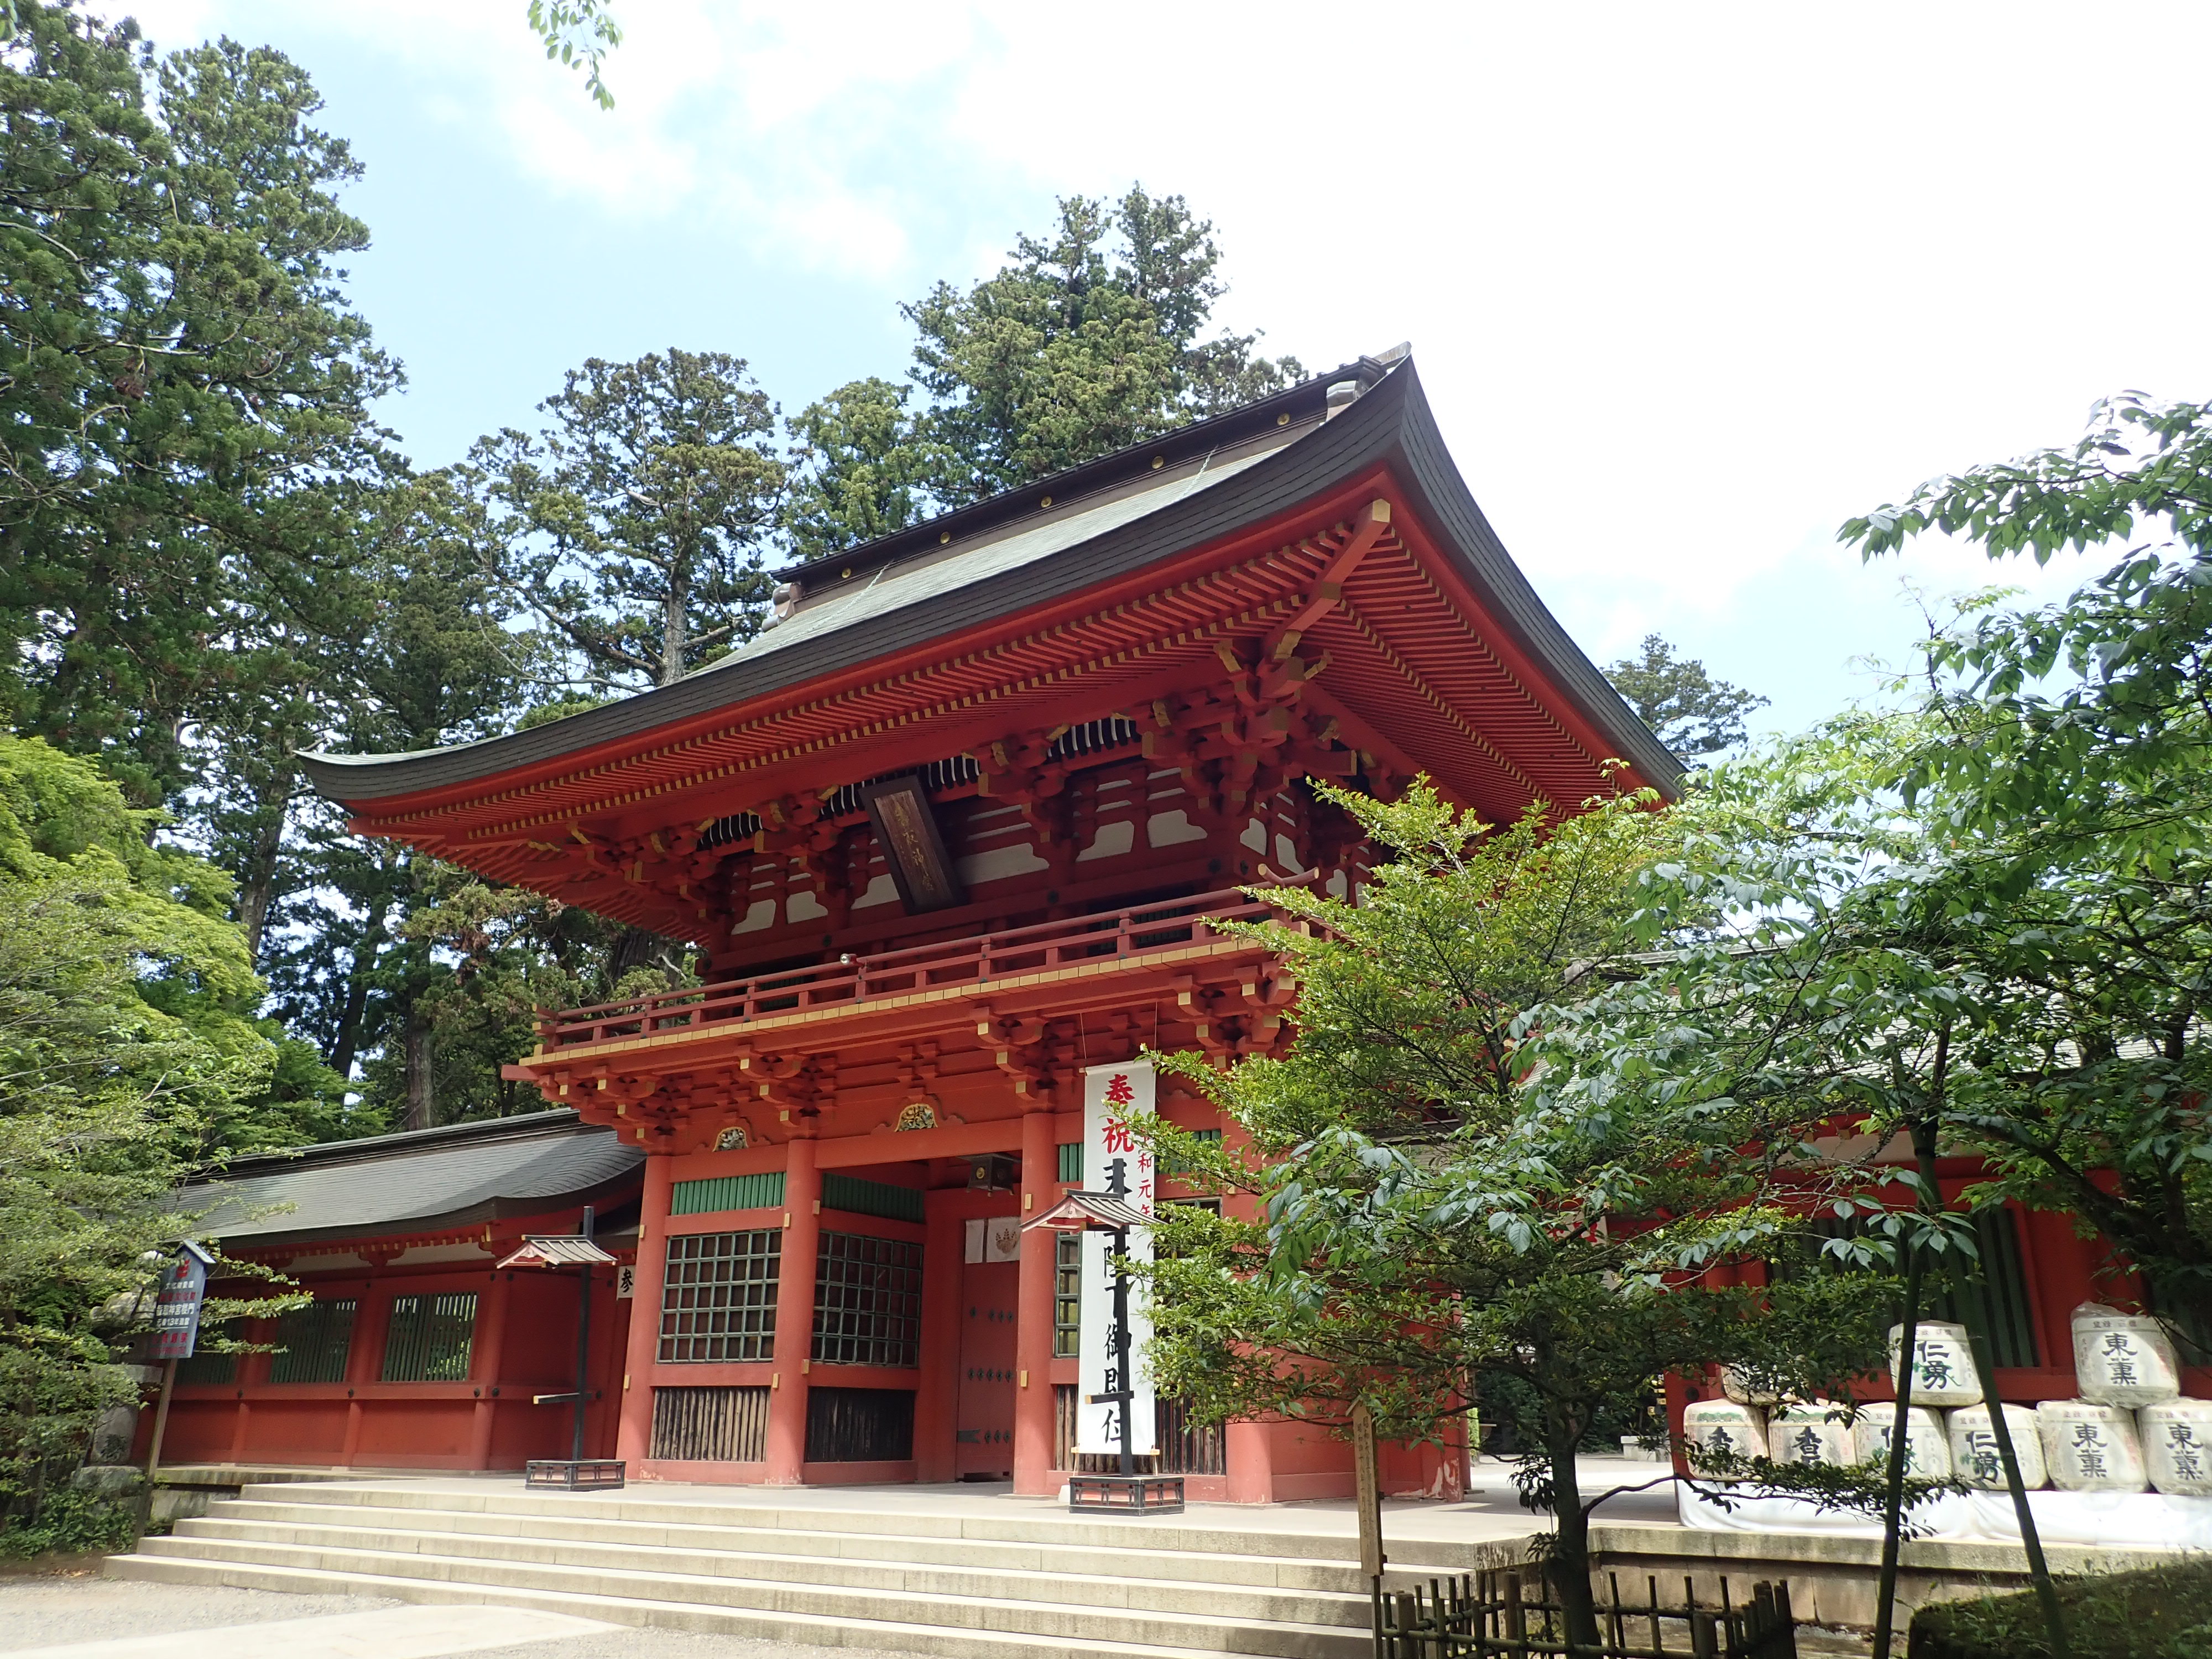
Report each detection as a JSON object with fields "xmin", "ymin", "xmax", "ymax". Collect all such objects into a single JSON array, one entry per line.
[
  {"xmin": 262, "ymin": 474, "xmax": 551, "ymax": 1131},
  {"xmin": 1604, "ymin": 635, "xmax": 1768, "ymax": 758},
  {"xmin": 472, "ymin": 350, "xmax": 785, "ymax": 692},
  {"xmin": 901, "ymin": 187, "xmax": 1302, "ymax": 509},
  {"xmin": 0, "ymin": 3, "xmax": 397, "ymax": 806}
]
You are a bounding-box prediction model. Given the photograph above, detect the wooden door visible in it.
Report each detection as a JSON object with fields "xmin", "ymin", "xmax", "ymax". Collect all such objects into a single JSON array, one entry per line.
[{"xmin": 955, "ymin": 1256, "xmax": 1019, "ymax": 1479}]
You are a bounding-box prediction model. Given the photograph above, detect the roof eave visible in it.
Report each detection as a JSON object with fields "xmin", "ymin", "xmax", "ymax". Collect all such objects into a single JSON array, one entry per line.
[{"xmin": 300, "ymin": 356, "xmax": 1680, "ymax": 808}]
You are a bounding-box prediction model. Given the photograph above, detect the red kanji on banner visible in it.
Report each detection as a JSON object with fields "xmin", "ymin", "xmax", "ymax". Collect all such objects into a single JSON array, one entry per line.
[
  {"xmin": 1103, "ymin": 1117, "xmax": 1134, "ymax": 1154},
  {"xmin": 1104, "ymin": 1073, "xmax": 1135, "ymax": 1106}
]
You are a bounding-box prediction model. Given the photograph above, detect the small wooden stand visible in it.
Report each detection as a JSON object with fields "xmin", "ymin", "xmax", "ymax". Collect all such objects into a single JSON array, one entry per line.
[
  {"xmin": 524, "ymin": 1458, "xmax": 625, "ymax": 1491},
  {"xmin": 1066, "ymin": 1473, "xmax": 1185, "ymax": 1514}
]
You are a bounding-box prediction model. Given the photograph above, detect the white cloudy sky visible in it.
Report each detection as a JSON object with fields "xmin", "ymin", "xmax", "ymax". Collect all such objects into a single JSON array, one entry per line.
[{"xmin": 123, "ymin": 1, "xmax": 2212, "ymax": 736}]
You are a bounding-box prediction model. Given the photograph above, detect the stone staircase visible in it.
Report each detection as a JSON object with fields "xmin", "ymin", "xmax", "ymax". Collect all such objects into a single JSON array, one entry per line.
[{"xmin": 108, "ymin": 1480, "xmax": 1491, "ymax": 1658}]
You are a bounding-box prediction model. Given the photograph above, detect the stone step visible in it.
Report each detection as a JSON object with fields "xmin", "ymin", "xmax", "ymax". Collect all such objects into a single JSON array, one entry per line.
[
  {"xmin": 126, "ymin": 1533, "xmax": 1371, "ymax": 1658},
  {"xmin": 105, "ymin": 1552, "xmax": 1267, "ymax": 1659},
  {"xmin": 191, "ymin": 1499, "xmax": 1395, "ymax": 1593},
  {"xmin": 229, "ymin": 1481, "xmax": 1474, "ymax": 1568},
  {"xmin": 162, "ymin": 1517, "xmax": 1374, "ymax": 1626}
]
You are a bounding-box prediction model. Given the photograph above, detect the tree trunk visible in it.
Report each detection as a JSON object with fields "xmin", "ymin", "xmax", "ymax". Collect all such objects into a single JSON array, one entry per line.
[
  {"xmin": 608, "ymin": 923, "xmax": 676, "ymax": 986},
  {"xmin": 1543, "ymin": 1411, "xmax": 1601, "ymax": 1651},
  {"xmin": 327, "ymin": 897, "xmax": 389, "ymax": 1082},
  {"xmin": 661, "ymin": 568, "xmax": 687, "ymax": 686},
  {"xmin": 402, "ymin": 1008, "xmax": 436, "ymax": 1132},
  {"xmin": 235, "ymin": 803, "xmax": 288, "ymax": 967}
]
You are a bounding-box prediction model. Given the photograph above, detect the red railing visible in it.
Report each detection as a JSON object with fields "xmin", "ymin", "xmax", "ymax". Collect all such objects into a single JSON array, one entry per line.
[{"xmin": 535, "ymin": 886, "xmax": 1285, "ymax": 1051}]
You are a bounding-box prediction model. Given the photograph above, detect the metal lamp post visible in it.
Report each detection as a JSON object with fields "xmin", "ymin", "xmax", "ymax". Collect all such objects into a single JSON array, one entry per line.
[{"xmin": 495, "ymin": 1206, "xmax": 625, "ymax": 1491}]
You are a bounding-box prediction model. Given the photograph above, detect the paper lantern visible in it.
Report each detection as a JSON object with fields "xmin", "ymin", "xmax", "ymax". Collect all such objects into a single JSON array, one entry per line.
[
  {"xmin": 1887, "ymin": 1320, "xmax": 1982, "ymax": 1407},
  {"xmin": 2036, "ymin": 1399, "xmax": 2147, "ymax": 1493},
  {"xmin": 2071, "ymin": 1304, "xmax": 2182, "ymax": 1408},
  {"xmin": 1850, "ymin": 1402, "xmax": 1951, "ymax": 1478},
  {"xmin": 1945, "ymin": 1403, "xmax": 2047, "ymax": 1490},
  {"xmin": 2139, "ymin": 1399, "xmax": 2212, "ymax": 1496}
]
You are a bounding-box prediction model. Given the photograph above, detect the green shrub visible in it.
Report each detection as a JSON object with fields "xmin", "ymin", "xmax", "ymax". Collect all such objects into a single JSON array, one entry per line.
[
  {"xmin": 1908, "ymin": 1561, "xmax": 2212, "ymax": 1659},
  {"xmin": 0, "ymin": 1484, "xmax": 140, "ymax": 1560}
]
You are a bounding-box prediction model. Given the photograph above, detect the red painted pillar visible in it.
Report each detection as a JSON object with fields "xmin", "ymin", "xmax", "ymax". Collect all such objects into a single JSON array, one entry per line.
[
  {"xmin": 1013, "ymin": 1108, "xmax": 1058, "ymax": 1495},
  {"xmin": 467, "ymin": 1269, "xmax": 513, "ymax": 1469},
  {"xmin": 1227, "ymin": 1419, "xmax": 1275, "ymax": 1504},
  {"xmin": 615, "ymin": 1153, "xmax": 674, "ymax": 1468},
  {"xmin": 341, "ymin": 1284, "xmax": 391, "ymax": 1468},
  {"xmin": 764, "ymin": 1135, "xmax": 823, "ymax": 1484},
  {"xmin": 914, "ymin": 1191, "xmax": 964, "ymax": 1483}
]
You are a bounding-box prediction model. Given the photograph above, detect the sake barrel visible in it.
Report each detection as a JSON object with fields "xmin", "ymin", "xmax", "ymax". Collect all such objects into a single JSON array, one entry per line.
[
  {"xmin": 1768, "ymin": 1401, "xmax": 1853, "ymax": 1469},
  {"xmin": 1945, "ymin": 1402, "xmax": 2047, "ymax": 1490},
  {"xmin": 2071, "ymin": 1303, "xmax": 2182, "ymax": 1408},
  {"xmin": 2036, "ymin": 1399, "xmax": 2147, "ymax": 1492},
  {"xmin": 1850, "ymin": 1402, "xmax": 1952, "ymax": 1478},
  {"xmin": 1682, "ymin": 1400, "xmax": 1765, "ymax": 1476},
  {"xmin": 2139, "ymin": 1399, "xmax": 2212, "ymax": 1496},
  {"xmin": 1887, "ymin": 1320, "xmax": 1983, "ymax": 1407},
  {"xmin": 1719, "ymin": 1366, "xmax": 1785, "ymax": 1408}
]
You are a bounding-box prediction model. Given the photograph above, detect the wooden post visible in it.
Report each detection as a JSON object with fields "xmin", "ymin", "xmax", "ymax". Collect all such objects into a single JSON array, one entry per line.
[
  {"xmin": 1011, "ymin": 1107, "xmax": 1058, "ymax": 1494},
  {"xmin": 143, "ymin": 1358, "xmax": 178, "ymax": 1485},
  {"xmin": 1353, "ymin": 1401, "xmax": 1384, "ymax": 1582},
  {"xmin": 1872, "ymin": 1240, "xmax": 1927, "ymax": 1659},
  {"xmin": 614, "ymin": 1152, "xmax": 674, "ymax": 1467},
  {"xmin": 764, "ymin": 1134, "xmax": 822, "ymax": 1484}
]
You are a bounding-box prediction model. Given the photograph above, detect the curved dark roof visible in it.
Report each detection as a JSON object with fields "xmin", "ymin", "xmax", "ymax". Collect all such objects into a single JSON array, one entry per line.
[
  {"xmin": 185, "ymin": 1109, "xmax": 643, "ymax": 1248},
  {"xmin": 301, "ymin": 354, "xmax": 1680, "ymax": 805}
]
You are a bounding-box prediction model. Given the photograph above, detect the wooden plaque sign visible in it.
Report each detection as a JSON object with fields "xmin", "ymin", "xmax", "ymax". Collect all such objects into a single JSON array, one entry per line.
[{"xmin": 861, "ymin": 774, "xmax": 966, "ymax": 913}]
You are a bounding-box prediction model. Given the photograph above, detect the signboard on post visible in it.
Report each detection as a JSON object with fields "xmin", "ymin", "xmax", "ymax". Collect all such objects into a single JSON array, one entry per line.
[
  {"xmin": 150, "ymin": 1241, "xmax": 216, "ymax": 1361},
  {"xmin": 1076, "ymin": 1058, "xmax": 1159, "ymax": 1457}
]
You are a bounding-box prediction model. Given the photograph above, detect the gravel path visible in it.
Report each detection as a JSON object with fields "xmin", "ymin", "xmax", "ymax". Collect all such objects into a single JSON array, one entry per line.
[{"xmin": 0, "ymin": 1572, "xmax": 944, "ymax": 1659}]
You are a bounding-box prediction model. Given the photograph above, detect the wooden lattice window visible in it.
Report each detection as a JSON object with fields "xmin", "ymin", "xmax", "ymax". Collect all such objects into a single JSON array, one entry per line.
[
  {"xmin": 268, "ymin": 1298, "xmax": 356, "ymax": 1384},
  {"xmin": 650, "ymin": 1384, "xmax": 770, "ymax": 1460},
  {"xmin": 381, "ymin": 1292, "xmax": 479, "ymax": 1381},
  {"xmin": 176, "ymin": 1319, "xmax": 238, "ymax": 1385},
  {"xmin": 811, "ymin": 1232, "xmax": 922, "ymax": 1368},
  {"xmin": 659, "ymin": 1229, "xmax": 781, "ymax": 1363},
  {"xmin": 1054, "ymin": 1230, "xmax": 1082, "ymax": 1358}
]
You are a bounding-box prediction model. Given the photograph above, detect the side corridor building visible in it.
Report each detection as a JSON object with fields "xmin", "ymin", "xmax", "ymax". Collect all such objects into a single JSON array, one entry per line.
[{"xmin": 294, "ymin": 350, "xmax": 1684, "ymax": 1500}]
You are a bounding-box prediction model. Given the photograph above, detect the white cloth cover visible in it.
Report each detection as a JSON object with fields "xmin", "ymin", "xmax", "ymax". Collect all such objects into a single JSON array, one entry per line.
[
  {"xmin": 1767, "ymin": 1401, "xmax": 1853, "ymax": 1469},
  {"xmin": 1676, "ymin": 1481, "xmax": 2212, "ymax": 1550},
  {"xmin": 1851, "ymin": 1403, "xmax": 1952, "ymax": 1478},
  {"xmin": 2072, "ymin": 1303, "xmax": 2182, "ymax": 1408},
  {"xmin": 1682, "ymin": 1400, "xmax": 1765, "ymax": 1475},
  {"xmin": 2140, "ymin": 1400, "xmax": 2212, "ymax": 1496},
  {"xmin": 1946, "ymin": 1403, "xmax": 2048, "ymax": 1490},
  {"xmin": 2037, "ymin": 1399, "xmax": 2148, "ymax": 1493},
  {"xmin": 1888, "ymin": 1319, "xmax": 1983, "ymax": 1407}
]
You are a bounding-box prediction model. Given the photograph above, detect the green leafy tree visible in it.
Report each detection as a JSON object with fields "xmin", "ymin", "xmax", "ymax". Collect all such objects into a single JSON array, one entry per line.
[
  {"xmin": 1146, "ymin": 782, "xmax": 1903, "ymax": 1647},
  {"xmin": 905, "ymin": 186, "xmax": 1301, "ymax": 504},
  {"xmin": 0, "ymin": 4, "xmax": 397, "ymax": 806},
  {"xmin": 472, "ymin": 350, "xmax": 786, "ymax": 691},
  {"xmin": 525, "ymin": 0, "xmax": 622, "ymax": 109},
  {"xmin": 0, "ymin": 735, "xmax": 321, "ymax": 1547},
  {"xmin": 1833, "ymin": 393, "xmax": 2212, "ymax": 1326},
  {"xmin": 1604, "ymin": 634, "xmax": 1768, "ymax": 758}
]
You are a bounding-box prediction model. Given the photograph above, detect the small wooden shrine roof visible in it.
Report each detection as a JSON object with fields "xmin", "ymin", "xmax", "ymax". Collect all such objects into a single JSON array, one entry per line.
[{"xmin": 185, "ymin": 1109, "xmax": 643, "ymax": 1248}]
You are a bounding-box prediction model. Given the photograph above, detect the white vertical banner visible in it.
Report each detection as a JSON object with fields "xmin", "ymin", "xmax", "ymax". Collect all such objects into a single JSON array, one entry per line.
[{"xmin": 1077, "ymin": 1058, "xmax": 1159, "ymax": 1456}]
